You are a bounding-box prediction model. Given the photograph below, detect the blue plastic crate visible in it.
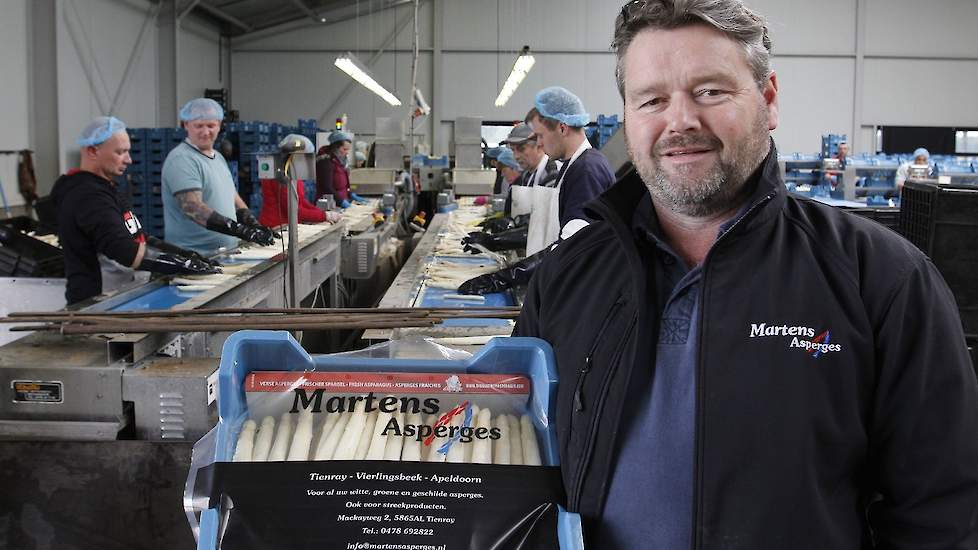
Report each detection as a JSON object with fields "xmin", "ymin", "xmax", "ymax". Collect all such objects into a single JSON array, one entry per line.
[
  {"xmin": 596, "ymin": 114, "xmax": 619, "ymax": 127},
  {"xmin": 194, "ymin": 332, "xmax": 582, "ymax": 550}
]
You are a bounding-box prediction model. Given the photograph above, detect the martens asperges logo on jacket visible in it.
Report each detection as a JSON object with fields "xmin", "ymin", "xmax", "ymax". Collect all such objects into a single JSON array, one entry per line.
[{"xmin": 749, "ymin": 322, "xmax": 843, "ymax": 358}]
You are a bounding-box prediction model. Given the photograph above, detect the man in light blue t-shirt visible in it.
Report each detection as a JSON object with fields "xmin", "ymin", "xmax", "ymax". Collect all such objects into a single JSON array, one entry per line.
[{"xmin": 162, "ymin": 98, "xmax": 278, "ymax": 255}]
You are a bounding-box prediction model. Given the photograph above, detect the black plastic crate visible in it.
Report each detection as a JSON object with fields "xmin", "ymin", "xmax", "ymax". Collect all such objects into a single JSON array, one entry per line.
[
  {"xmin": 899, "ymin": 181, "xmax": 978, "ymax": 336},
  {"xmin": 847, "ymin": 207, "xmax": 901, "ymax": 232}
]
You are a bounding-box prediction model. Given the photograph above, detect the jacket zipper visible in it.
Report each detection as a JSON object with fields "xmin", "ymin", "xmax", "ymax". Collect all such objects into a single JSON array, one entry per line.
[
  {"xmin": 570, "ymin": 312, "xmax": 638, "ymax": 511},
  {"xmin": 689, "ymin": 191, "xmax": 774, "ymax": 550},
  {"xmin": 574, "ymin": 296, "xmax": 626, "ymax": 412}
]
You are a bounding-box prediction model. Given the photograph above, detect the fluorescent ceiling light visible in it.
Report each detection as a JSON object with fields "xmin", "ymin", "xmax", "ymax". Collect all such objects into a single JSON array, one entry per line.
[
  {"xmin": 334, "ymin": 52, "xmax": 401, "ymax": 106},
  {"xmin": 495, "ymin": 46, "xmax": 536, "ymax": 107}
]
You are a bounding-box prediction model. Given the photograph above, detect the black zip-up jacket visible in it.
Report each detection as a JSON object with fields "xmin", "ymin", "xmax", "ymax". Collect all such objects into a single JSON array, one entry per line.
[{"xmin": 514, "ymin": 145, "xmax": 978, "ymax": 549}]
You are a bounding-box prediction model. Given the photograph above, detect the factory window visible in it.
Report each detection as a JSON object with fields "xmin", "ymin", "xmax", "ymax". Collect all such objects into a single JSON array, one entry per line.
[
  {"xmin": 955, "ymin": 130, "xmax": 978, "ymax": 155},
  {"xmin": 482, "ymin": 123, "xmax": 517, "ymax": 148}
]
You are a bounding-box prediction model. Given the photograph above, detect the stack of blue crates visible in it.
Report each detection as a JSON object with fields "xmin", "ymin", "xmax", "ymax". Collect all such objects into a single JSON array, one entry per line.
[
  {"xmin": 594, "ymin": 114, "xmax": 621, "ymax": 150},
  {"xmin": 121, "ymin": 119, "xmax": 325, "ymax": 227}
]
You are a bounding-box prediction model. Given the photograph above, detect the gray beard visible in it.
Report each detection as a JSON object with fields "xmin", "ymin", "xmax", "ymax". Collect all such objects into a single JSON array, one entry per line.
[{"xmin": 630, "ymin": 108, "xmax": 770, "ymax": 218}]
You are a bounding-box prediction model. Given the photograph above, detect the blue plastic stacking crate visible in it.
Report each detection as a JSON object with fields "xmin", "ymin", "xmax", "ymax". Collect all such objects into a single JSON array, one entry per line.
[
  {"xmin": 194, "ymin": 331, "xmax": 583, "ymax": 550},
  {"xmin": 596, "ymin": 114, "xmax": 619, "ymax": 127}
]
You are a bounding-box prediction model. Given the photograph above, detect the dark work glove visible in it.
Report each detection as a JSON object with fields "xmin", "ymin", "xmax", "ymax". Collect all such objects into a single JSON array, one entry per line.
[
  {"xmin": 139, "ymin": 247, "xmax": 222, "ymax": 276},
  {"xmin": 461, "ymin": 225, "xmax": 528, "ymax": 253},
  {"xmin": 236, "ymin": 207, "xmax": 259, "ymax": 227},
  {"xmin": 457, "ymin": 249, "xmax": 547, "ymax": 295},
  {"xmin": 146, "ymin": 236, "xmax": 222, "ymax": 267},
  {"xmin": 206, "ymin": 212, "xmax": 277, "ymax": 246},
  {"xmin": 480, "ymin": 216, "xmax": 516, "ymax": 234}
]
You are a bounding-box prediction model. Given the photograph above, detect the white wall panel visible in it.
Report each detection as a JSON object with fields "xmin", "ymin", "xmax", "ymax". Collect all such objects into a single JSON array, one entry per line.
[
  {"xmin": 863, "ymin": 58, "xmax": 978, "ymax": 127},
  {"xmin": 865, "ymin": 0, "xmax": 978, "ymax": 58},
  {"xmin": 56, "ymin": 0, "xmax": 160, "ymax": 171},
  {"xmin": 178, "ymin": 17, "xmax": 227, "ymax": 114},
  {"xmin": 770, "ymin": 57, "xmax": 856, "ymax": 154},
  {"xmin": 442, "ymin": 0, "xmax": 617, "ymax": 52},
  {"xmin": 0, "ymin": 0, "xmax": 30, "ymax": 207},
  {"xmin": 745, "ymin": 0, "xmax": 857, "ymax": 55}
]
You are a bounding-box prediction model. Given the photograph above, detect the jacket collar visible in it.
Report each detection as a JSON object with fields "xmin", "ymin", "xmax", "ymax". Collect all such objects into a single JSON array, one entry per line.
[{"xmin": 586, "ymin": 138, "xmax": 785, "ymax": 237}]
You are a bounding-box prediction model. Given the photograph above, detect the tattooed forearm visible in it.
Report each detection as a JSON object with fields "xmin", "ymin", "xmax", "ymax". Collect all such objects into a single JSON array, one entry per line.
[{"xmin": 174, "ymin": 189, "xmax": 215, "ymax": 226}]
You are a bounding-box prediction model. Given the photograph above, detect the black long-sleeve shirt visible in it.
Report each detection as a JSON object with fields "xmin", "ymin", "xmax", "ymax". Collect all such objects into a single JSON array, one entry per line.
[{"xmin": 51, "ymin": 170, "xmax": 144, "ymax": 304}]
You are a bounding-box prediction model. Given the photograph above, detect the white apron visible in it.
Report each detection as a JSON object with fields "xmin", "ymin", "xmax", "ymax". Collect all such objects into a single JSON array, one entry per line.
[
  {"xmin": 525, "ymin": 182, "xmax": 561, "ymax": 256},
  {"xmin": 510, "ymin": 186, "xmax": 533, "ymax": 217}
]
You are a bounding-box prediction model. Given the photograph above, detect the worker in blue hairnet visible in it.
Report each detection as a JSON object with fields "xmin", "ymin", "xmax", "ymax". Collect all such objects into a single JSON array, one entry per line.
[
  {"xmin": 458, "ymin": 87, "xmax": 615, "ymax": 294},
  {"xmin": 162, "ymin": 98, "xmax": 278, "ymax": 254},
  {"xmin": 895, "ymin": 147, "xmax": 933, "ymax": 190},
  {"xmin": 51, "ymin": 116, "xmax": 219, "ymax": 304},
  {"xmin": 316, "ymin": 130, "xmax": 365, "ymax": 208}
]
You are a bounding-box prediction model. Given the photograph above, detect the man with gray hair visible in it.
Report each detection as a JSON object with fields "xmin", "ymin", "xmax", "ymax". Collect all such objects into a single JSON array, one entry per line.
[{"xmin": 514, "ymin": 1, "xmax": 978, "ymax": 548}]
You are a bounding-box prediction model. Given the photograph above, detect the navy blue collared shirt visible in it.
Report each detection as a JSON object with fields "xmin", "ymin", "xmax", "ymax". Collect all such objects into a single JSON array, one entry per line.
[{"xmin": 598, "ymin": 192, "xmax": 754, "ymax": 549}]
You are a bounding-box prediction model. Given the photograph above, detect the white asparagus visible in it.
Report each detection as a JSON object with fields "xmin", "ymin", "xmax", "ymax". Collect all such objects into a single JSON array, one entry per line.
[
  {"xmin": 251, "ymin": 416, "xmax": 277, "ymax": 462},
  {"xmin": 471, "ymin": 408, "xmax": 493, "ymax": 464},
  {"xmin": 366, "ymin": 407, "xmax": 394, "ymax": 460},
  {"xmin": 311, "ymin": 412, "xmax": 340, "ymax": 460},
  {"xmin": 232, "ymin": 419, "xmax": 257, "ymax": 462},
  {"xmin": 354, "ymin": 410, "xmax": 379, "ymax": 460},
  {"xmin": 382, "ymin": 411, "xmax": 405, "ymax": 461},
  {"xmin": 334, "ymin": 399, "xmax": 368, "ymax": 460},
  {"xmin": 492, "ymin": 415, "xmax": 511, "ymax": 465},
  {"xmin": 314, "ymin": 411, "xmax": 352, "ymax": 460},
  {"xmin": 286, "ymin": 409, "xmax": 315, "ymax": 461},
  {"xmin": 445, "ymin": 408, "xmax": 467, "ymax": 463},
  {"xmin": 520, "ymin": 414, "xmax": 542, "ymax": 466},
  {"xmin": 507, "ymin": 414, "xmax": 523, "ymax": 466},
  {"xmin": 267, "ymin": 413, "xmax": 295, "ymax": 461},
  {"xmin": 464, "ymin": 405, "xmax": 479, "ymax": 463},
  {"xmin": 400, "ymin": 412, "xmax": 423, "ymax": 462},
  {"xmin": 425, "ymin": 411, "xmax": 450, "ymax": 463}
]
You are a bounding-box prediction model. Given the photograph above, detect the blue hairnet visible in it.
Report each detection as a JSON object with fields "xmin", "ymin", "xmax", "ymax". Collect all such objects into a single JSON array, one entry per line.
[
  {"xmin": 328, "ymin": 131, "xmax": 353, "ymax": 145},
  {"xmin": 485, "ymin": 146, "xmax": 505, "ymax": 159},
  {"xmin": 534, "ymin": 86, "xmax": 589, "ymax": 127},
  {"xmin": 496, "ymin": 148, "xmax": 520, "ymax": 170},
  {"xmin": 354, "ymin": 151, "xmax": 366, "ymax": 162},
  {"xmin": 913, "ymin": 148, "xmax": 930, "ymax": 160},
  {"xmin": 77, "ymin": 116, "xmax": 126, "ymax": 147},
  {"xmin": 179, "ymin": 98, "xmax": 224, "ymax": 122}
]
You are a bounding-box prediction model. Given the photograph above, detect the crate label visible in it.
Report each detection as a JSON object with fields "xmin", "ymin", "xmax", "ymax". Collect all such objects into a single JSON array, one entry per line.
[{"xmin": 12, "ymin": 380, "xmax": 63, "ymax": 404}]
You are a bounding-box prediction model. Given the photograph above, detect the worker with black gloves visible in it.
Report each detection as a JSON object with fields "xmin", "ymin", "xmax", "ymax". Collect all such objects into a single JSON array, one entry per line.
[
  {"xmin": 53, "ymin": 116, "xmax": 220, "ymax": 305},
  {"xmin": 457, "ymin": 249, "xmax": 546, "ymax": 295},
  {"xmin": 458, "ymin": 87, "xmax": 614, "ymax": 295},
  {"xmin": 162, "ymin": 98, "xmax": 278, "ymax": 254},
  {"xmin": 461, "ymin": 224, "xmax": 528, "ymax": 253}
]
